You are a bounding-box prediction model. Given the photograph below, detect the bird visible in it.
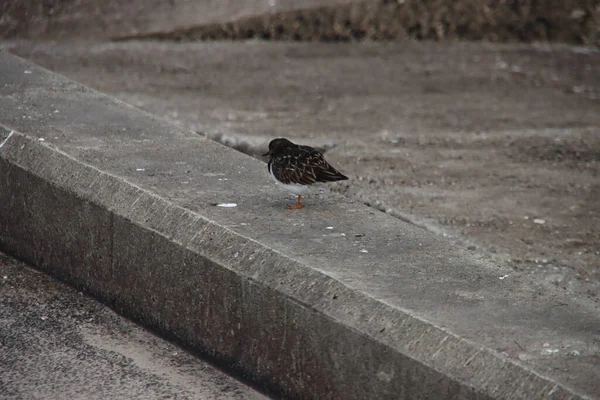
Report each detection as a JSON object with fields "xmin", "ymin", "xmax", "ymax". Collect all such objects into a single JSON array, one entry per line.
[{"xmin": 263, "ymin": 138, "xmax": 348, "ymax": 209}]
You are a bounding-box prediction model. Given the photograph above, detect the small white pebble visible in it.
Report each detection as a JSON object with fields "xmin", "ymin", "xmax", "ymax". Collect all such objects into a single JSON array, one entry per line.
[
  {"xmin": 533, "ymin": 218, "xmax": 546, "ymax": 224},
  {"xmin": 40, "ymin": 316, "xmax": 48, "ymax": 321},
  {"xmin": 216, "ymin": 203, "xmax": 237, "ymax": 208},
  {"xmin": 136, "ymin": 168, "xmax": 145, "ymax": 172},
  {"xmin": 53, "ymin": 109, "xmax": 60, "ymax": 114},
  {"xmin": 359, "ymin": 249, "xmax": 368, "ymax": 253},
  {"xmin": 38, "ymin": 138, "xmax": 45, "ymax": 141},
  {"xmin": 499, "ymin": 274, "xmax": 509, "ymax": 280},
  {"xmin": 2, "ymin": 276, "xmax": 7, "ymax": 280},
  {"xmin": 24, "ymin": 70, "xmax": 32, "ymax": 74},
  {"xmin": 340, "ymin": 233, "xmax": 346, "ymax": 237},
  {"xmin": 524, "ymin": 216, "xmax": 529, "ymax": 220},
  {"xmin": 240, "ymin": 223, "xmax": 248, "ymax": 226},
  {"xmin": 326, "ymin": 227, "xmax": 334, "ymax": 230}
]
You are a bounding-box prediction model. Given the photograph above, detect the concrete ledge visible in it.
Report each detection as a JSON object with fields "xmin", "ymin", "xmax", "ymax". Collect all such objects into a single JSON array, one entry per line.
[{"xmin": 0, "ymin": 52, "xmax": 597, "ymax": 399}]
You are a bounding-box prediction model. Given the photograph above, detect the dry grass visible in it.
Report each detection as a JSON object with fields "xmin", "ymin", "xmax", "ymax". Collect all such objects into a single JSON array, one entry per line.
[
  {"xmin": 125, "ymin": 0, "xmax": 599, "ymax": 45},
  {"xmin": 1, "ymin": 0, "xmax": 599, "ymax": 45}
]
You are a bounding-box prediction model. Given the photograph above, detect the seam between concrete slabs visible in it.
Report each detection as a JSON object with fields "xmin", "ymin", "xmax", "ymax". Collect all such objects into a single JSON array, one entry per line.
[{"xmin": 0, "ymin": 129, "xmax": 587, "ymax": 400}]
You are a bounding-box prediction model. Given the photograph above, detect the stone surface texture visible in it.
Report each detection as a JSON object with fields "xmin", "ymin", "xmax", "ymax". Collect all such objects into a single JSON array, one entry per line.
[{"xmin": 1, "ymin": 52, "xmax": 598, "ymax": 399}]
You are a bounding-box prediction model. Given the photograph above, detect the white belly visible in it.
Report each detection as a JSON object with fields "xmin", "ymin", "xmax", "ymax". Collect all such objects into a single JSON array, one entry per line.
[
  {"xmin": 269, "ymin": 163, "xmax": 313, "ymax": 196},
  {"xmin": 277, "ymin": 182, "xmax": 312, "ymax": 196}
]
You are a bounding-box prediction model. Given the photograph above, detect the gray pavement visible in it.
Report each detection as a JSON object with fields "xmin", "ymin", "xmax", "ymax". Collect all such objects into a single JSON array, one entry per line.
[
  {"xmin": 0, "ymin": 252, "xmax": 269, "ymax": 400},
  {"xmin": 0, "ymin": 52, "xmax": 598, "ymax": 400}
]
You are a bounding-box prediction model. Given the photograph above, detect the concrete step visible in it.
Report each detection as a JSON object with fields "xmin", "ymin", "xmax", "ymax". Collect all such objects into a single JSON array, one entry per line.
[{"xmin": 0, "ymin": 51, "xmax": 598, "ymax": 400}]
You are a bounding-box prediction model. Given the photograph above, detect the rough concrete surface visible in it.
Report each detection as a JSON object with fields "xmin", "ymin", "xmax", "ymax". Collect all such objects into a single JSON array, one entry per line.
[
  {"xmin": 4, "ymin": 40, "xmax": 598, "ymax": 305},
  {"xmin": 0, "ymin": 52, "xmax": 599, "ymax": 399},
  {"xmin": 0, "ymin": 252, "xmax": 268, "ymax": 400}
]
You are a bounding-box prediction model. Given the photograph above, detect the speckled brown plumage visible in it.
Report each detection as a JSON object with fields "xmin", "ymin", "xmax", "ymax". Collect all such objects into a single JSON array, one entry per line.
[{"xmin": 263, "ymin": 138, "xmax": 348, "ymax": 209}]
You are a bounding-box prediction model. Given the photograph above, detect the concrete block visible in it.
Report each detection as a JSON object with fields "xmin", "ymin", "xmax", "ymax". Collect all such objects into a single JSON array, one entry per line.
[{"xmin": 0, "ymin": 52, "xmax": 597, "ymax": 400}]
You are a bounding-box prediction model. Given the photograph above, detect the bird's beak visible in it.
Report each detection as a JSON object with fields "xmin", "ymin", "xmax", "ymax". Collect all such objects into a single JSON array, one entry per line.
[{"xmin": 262, "ymin": 150, "xmax": 270, "ymax": 157}]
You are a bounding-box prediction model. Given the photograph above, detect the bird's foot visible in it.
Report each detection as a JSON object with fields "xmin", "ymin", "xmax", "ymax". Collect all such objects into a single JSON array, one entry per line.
[{"xmin": 287, "ymin": 196, "xmax": 304, "ymax": 210}]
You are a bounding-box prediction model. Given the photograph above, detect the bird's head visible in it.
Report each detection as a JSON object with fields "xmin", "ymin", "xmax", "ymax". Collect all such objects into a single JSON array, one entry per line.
[{"xmin": 263, "ymin": 138, "xmax": 295, "ymax": 157}]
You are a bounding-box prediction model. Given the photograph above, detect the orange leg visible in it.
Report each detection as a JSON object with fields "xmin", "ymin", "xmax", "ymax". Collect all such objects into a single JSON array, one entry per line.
[{"xmin": 287, "ymin": 195, "xmax": 305, "ymax": 209}]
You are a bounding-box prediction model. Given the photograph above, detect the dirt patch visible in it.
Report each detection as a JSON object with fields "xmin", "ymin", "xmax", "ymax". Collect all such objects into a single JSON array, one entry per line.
[{"xmin": 336, "ymin": 129, "xmax": 599, "ymax": 282}]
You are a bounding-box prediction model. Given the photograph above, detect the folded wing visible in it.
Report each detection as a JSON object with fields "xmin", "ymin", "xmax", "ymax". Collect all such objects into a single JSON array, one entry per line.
[{"xmin": 274, "ymin": 148, "xmax": 348, "ymax": 185}]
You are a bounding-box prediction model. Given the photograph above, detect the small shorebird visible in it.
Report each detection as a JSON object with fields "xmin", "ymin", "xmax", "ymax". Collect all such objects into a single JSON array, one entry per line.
[{"xmin": 263, "ymin": 138, "xmax": 348, "ymax": 209}]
